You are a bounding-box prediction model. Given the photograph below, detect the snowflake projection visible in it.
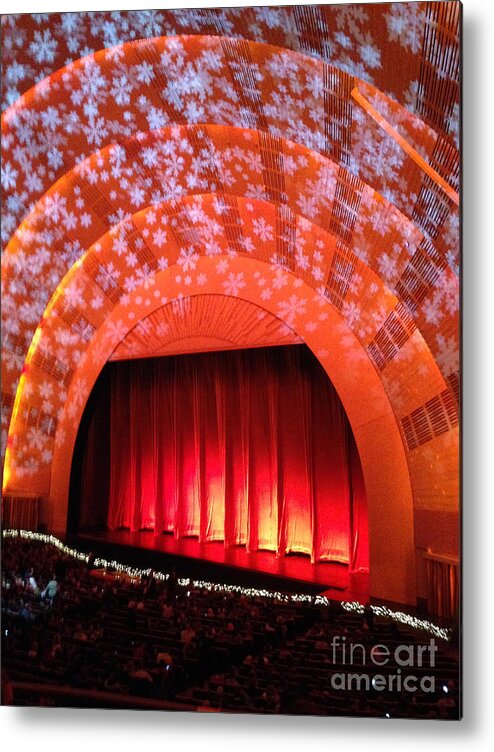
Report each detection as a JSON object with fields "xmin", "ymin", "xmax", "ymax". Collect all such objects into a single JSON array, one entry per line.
[
  {"xmin": 1, "ymin": 161, "xmax": 18, "ymax": 190},
  {"xmin": 434, "ymin": 335, "xmax": 459, "ymax": 379},
  {"xmin": 0, "ymin": 4, "xmax": 458, "ymax": 121},
  {"xmin": 277, "ymin": 294, "xmax": 307, "ymax": 327},
  {"xmin": 252, "ymin": 216, "xmax": 274, "ymax": 242},
  {"xmin": 177, "ymin": 247, "xmax": 200, "ymax": 273},
  {"xmin": 385, "ymin": 2, "xmax": 428, "ymax": 55},
  {"xmin": 62, "ymin": 280, "xmax": 85, "ymax": 309},
  {"xmin": 1, "ymin": 35, "xmax": 459, "ymax": 251},
  {"xmin": 67, "ymin": 376, "xmax": 89, "ymax": 414},
  {"xmin": 3, "ymin": 190, "xmax": 450, "ymax": 488},
  {"xmin": 436, "ymin": 209, "xmax": 460, "ymax": 275},
  {"xmin": 29, "ymin": 29, "xmax": 58, "ymax": 64},
  {"xmin": 3, "ymin": 120, "xmax": 455, "ymax": 419},
  {"xmin": 377, "ymin": 252, "xmax": 399, "ymax": 285},
  {"xmin": 222, "ymin": 272, "xmax": 246, "ymax": 297},
  {"xmin": 103, "ymin": 319, "xmax": 128, "ymax": 348},
  {"xmin": 359, "ymin": 43, "xmax": 382, "ymax": 70},
  {"xmin": 0, "ymin": 6, "xmax": 459, "ymax": 527}
]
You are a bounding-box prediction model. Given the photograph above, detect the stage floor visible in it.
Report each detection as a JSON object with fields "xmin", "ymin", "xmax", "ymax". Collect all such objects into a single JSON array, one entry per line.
[{"xmin": 75, "ymin": 529, "xmax": 369, "ymax": 601}]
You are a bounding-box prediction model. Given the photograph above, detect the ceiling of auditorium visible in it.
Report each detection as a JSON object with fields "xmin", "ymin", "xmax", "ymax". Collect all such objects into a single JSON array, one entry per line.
[{"xmin": 1, "ymin": 2, "xmax": 460, "ymax": 520}]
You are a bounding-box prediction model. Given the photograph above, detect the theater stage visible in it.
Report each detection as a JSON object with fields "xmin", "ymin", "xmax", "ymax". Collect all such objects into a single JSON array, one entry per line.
[{"xmin": 72, "ymin": 529, "xmax": 369, "ymax": 601}]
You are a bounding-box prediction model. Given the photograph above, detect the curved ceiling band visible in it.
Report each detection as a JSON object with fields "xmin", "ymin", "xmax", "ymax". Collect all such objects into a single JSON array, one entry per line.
[
  {"xmin": 1, "ymin": 124, "xmax": 458, "ymax": 436},
  {"xmin": 0, "ymin": 3, "xmax": 460, "ymax": 153},
  {"xmin": 1, "ymin": 35, "xmax": 459, "ymax": 258}
]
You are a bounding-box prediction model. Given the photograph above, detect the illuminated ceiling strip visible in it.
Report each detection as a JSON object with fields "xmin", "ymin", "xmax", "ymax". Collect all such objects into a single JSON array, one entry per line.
[{"xmin": 351, "ymin": 87, "xmax": 459, "ymax": 207}]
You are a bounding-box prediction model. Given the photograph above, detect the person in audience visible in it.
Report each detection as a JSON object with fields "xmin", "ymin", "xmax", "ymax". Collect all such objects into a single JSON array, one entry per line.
[
  {"xmin": 26, "ymin": 568, "xmax": 38, "ymax": 592},
  {"xmin": 262, "ymin": 683, "xmax": 281, "ymax": 713},
  {"xmin": 180, "ymin": 623, "xmax": 196, "ymax": 650},
  {"xmin": 104, "ymin": 671, "xmax": 128, "ymax": 693},
  {"xmin": 41, "ymin": 575, "xmax": 58, "ymax": 602}
]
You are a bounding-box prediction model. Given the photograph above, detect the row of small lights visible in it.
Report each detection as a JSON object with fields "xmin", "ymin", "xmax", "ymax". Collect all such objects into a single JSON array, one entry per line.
[{"xmin": 2, "ymin": 529, "xmax": 451, "ymax": 641}]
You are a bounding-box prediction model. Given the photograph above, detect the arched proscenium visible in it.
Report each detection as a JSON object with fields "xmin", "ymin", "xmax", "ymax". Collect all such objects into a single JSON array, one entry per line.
[
  {"xmin": 46, "ymin": 256, "xmax": 416, "ymax": 606},
  {"xmin": 5, "ymin": 190, "xmax": 461, "ymax": 604}
]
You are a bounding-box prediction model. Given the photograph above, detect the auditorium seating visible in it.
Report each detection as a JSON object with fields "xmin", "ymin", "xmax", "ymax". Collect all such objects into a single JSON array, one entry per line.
[{"xmin": 1, "ymin": 537, "xmax": 459, "ymax": 717}]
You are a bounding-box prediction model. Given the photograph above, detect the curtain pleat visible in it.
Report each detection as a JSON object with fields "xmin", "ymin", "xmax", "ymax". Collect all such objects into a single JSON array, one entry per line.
[
  {"xmin": 247, "ymin": 350, "xmax": 279, "ymax": 552},
  {"xmin": 103, "ymin": 346, "xmax": 368, "ymax": 568},
  {"xmin": 199, "ymin": 355, "xmax": 225, "ymax": 542},
  {"xmin": 223, "ymin": 353, "xmax": 249, "ymax": 547},
  {"xmin": 2, "ymin": 496, "xmax": 40, "ymax": 531},
  {"xmin": 177, "ymin": 357, "xmax": 201, "ymax": 537},
  {"xmin": 310, "ymin": 366, "xmax": 351, "ymax": 562},
  {"xmin": 426, "ymin": 559, "xmax": 459, "ymax": 619},
  {"xmin": 155, "ymin": 358, "xmax": 178, "ymax": 533},
  {"xmin": 108, "ymin": 365, "xmax": 132, "ymax": 529},
  {"xmin": 349, "ymin": 436, "xmax": 369, "ymax": 572},
  {"xmin": 277, "ymin": 348, "xmax": 312, "ymax": 556}
]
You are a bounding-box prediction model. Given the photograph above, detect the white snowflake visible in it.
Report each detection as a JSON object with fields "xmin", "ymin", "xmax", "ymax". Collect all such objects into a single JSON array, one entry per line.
[
  {"xmin": 29, "ymin": 30, "xmax": 58, "ymax": 64},
  {"xmin": 63, "ymin": 281, "xmax": 84, "ymax": 307},
  {"xmin": 26, "ymin": 427, "xmax": 47, "ymax": 451},
  {"xmin": 252, "ymin": 217, "xmax": 274, "ymax": 242},
  {"xmin": 216, "ymin": 259, "xmax": 229, "ymax": 274},
  {"xmin": 1, "ymin": 162, "xmax": 18, "ymax": 190},
  {"xmin": 104, "ymin": 319, "xmax": 128, "ymax": 346},
  {"xmin": 385, "ymin": 4, "xmax": 427, "ymax": 55},
  {"xmin": 5, "ymin": 61, "xmax": 27, "ymax": 85},
  {"xmin": 38, "ymin": 380, "xmax": 54, "ymax": 399},
  {"xmin": 342, "ymin": 301, "xmax": 361, "ymax": 328},
  {"xmin": 90, "ymin": 292, "xmax": 104, "ymax": 310},
  {"xmin": 422, "ymin": 299, "xmax": 443, "ymax": 327},
  {"xmin": 96, "ymin": 262, "xmax": 120, "ymax": 291},
  {"xmin": 47, "ymin": 147, "xmax": 64, "ymax": 170},
  {"xmin": 134, "ymin": 61, "xmax": 155, "ymax": 84},
  {"xmin": 223, "ymin": 272, "xmax": 246, "ymax": 296},
  {"xmin": 110, "ymin": 74, "xmax": 132, "ymax": 106},
  {"xmin": 271, "ymin": 268, "xmax": 289, "ymax": 290},
  {"xmin": 277, "ymin": 294, "xmax": 306, "ymax": 325},
  {"xmin": 359, "ymin": 44, "xmax": 381, "ymax": 70},
  {"xmin": 142, "ymin": 146, "xmax": 159, "ymax": 168},
  {"xmin": 40, "ymin": 106, "xmax": 59, "ymax": 131},
  {"xmin": 152, "ymin": 228, "xmax": 167, "ymax": 248},
  {"xmin": 377, "ymin": 253, "xmax": 398, "ymax": 281},
  {"xmin": 435, "ymin": 334, "xmax": 459, "ymax": 375},
  {"xmin": 129, "ymin": 184, "xmax": 145, "ymax": 206},
  {"xmin": 177, "ymin": 248, "xmax": 199, "ymax": 272},
  {"xmin": 147, "ymin": 108, "xmax": 168, "ymax": 131}
]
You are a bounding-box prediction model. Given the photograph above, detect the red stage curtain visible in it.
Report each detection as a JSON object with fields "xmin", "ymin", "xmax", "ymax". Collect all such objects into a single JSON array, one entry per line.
[{"xmin": 105, "ymin": 346, "xmax": 368, "ymax": 568}]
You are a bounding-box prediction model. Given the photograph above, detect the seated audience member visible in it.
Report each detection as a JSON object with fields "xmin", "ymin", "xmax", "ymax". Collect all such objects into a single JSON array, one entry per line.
[{"xmin": 41, "ymin": 575, "xmax": 58, "ymax": 602}]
